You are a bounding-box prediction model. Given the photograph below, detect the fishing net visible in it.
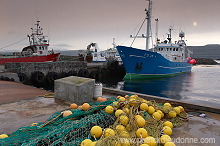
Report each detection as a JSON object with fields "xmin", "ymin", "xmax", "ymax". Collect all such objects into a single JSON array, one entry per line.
[
  {"xmin": 0, "ymin": 98, "xmax": 115, "ymax": 146},
  {"xmin": 0, "ymin": 95, "xmax": 188, "ymax": 146}
]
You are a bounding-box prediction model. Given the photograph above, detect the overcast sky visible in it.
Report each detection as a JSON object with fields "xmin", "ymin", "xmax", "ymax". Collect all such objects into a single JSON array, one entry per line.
[{"xmin": 0, "ymin": 0, "xmax": 220, "ymax": 52}]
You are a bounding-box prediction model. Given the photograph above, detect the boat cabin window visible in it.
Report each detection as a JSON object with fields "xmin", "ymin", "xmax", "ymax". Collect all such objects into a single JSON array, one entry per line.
[
  {"xmin": 101, "ymin": 53, "xmax": 105, "ymax": 57},
  {"xmin": 161, "ymin": 48, "xmax": 163, "ymax": 51},
  {"xmin": 170, "ymin": 48, "xmax": 172, "ymax": 51},
  {"xmin": 167, "ymin": 48, "xmax": 169, "ymax": 51},
  {"xmin": 176, "ymin": 48, "xmax": 178, "ymax": 51},
  {"xmin": 173, "ymin": 48, "xmax": 175, "ymax": 51}
]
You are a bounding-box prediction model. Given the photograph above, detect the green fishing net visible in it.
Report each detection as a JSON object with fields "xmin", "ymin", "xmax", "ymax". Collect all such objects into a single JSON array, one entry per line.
[
  {"xmin": 0, "ymin": 95, "xmax": 187, "ymax": 146},
  {"xmin": 0, "ymin": 98, "xmax": 116, "ymax": 146}
]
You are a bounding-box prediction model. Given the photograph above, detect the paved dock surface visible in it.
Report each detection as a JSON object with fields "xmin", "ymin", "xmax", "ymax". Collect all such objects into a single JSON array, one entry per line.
[
  {"xmin": 0, "ymin": 80, "xmax": 69, "ymax": 133},
  {"xmin": 0, "ymin": 81, "xmax": 52, "ymax": 104}
]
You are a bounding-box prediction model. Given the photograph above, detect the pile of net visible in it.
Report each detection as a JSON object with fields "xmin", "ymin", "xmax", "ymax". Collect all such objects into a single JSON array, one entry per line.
[{"xmin": 0, "ymin": 94, "xmax": 188, "ymax": 146}]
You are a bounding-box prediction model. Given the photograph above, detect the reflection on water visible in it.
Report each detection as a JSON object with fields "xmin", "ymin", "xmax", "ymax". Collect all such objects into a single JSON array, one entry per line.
[
  {"xmin": 102, "ymin": 65, "xmax": 220, "ymax": 108},
  {"xmin": 123, "ymin": 72, "xmax": 193, "ymax": 100}
]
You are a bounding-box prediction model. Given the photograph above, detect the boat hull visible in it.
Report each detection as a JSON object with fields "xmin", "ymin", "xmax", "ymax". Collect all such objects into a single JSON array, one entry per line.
[
  {"xmin": 0, "ymin": 53, "xmax": 60, "ymax": 65},
  {"xmin": 117, "ymin": 46, "xmax": 192, "ymax": 79}
]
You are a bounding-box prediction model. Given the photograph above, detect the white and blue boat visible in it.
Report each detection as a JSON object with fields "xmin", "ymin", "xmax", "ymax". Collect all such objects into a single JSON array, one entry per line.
[{"xmin": 117, "ymin": 0, "xmax": 194, "ymax": 80}]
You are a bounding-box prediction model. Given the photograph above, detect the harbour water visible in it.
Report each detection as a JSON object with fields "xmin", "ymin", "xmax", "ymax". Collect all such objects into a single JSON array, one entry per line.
[{"xmin": 102, "ymin": 64, "xmax": 220, "ymax": 108}]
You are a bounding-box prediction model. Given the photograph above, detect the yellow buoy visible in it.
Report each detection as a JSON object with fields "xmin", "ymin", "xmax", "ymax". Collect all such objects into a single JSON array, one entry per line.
[
  {"xmin": 163, "ymin": 105, "xmax": 171, "ymax": 111},
  {"xmin": 152, "ymin": 112, "xmax": 161, "ymax": 120},
  {"xmin": 119, "ymin": 97, "xmax": 126, "ymax": 102},
  {"xmin": 156, "ymin": 110, "xmax": 164, "ymax": 118},
  {"xmin": 136, "ymin": 128, "xmax": 148, "ymax": 138},
  {"xmin": 163, "ymin": 126, "xmax": 172, "ymax": 135},
  {"xmin": 105, "ymin": 106, "xmax": 114, "ymax": 114},
  {"xmin": 140, "ymin": 144, "xmax": 150, "ymax": 146},
  {"xmin": 90, "ymin": 126, "xmax": 102, "ymax": 138},
  {"xmin": 129, "ymin": 98, "xmax": 139, "ymax": 106},
  {"xmin": 115, "ymin": 109, "xmax": 125, "ymax": 117},
  {"xmin": 168, "ymin": 111, "xmax": 177, "ymax": 118},
  {"xmin": 119, "ymin": 131, "xmax": 130, "ymax": 138},
  {"xmin": 0, "ymin": 134, "xmax": 8, "ymax": 139},
  {"xmin": 82, "ymin": 103, "xmax": 90, "ymax": 111},
  {"xmin": 119, "ymin": 115, "xmax": 129, "ymax": 126},
  {"xmin": 144, "ymin": 136, "xmax": 157, "ymax": 146},
  {"xmin": 80, "ymin": 139, "xmax": 93, "ymax": 146},
  {"xmin": 115, "ymin": 109, "xmax": 124, "ymax": 117},
  {"xmin": 117, "ymin": 95, "xmax": 122, "ymax": 99},
  {"xmin": 129, "ymin": 94, "xmax": 137, "ymax": 99},
  {"xmin": 90, "ymin": 141, "xmax": 97, "ymax": 146},
  {"xmin": 160, "ymin": 135, "xmax": 172, "ymax": 144},
  {"xmin": 142, "ymin": 99, "xmax": 149, "ymax": 104},
  {"xmin": 173, "ymin": 107, "xmax": 180, "ymax": 114},
  {"xmin": 113, "ymin": 101, "xmax": 119, "ymax": 108},
  {"xmin": 136, "ymin": 118, "xmax": 146, "ymax": 127},
  {"xmin": 164, "ymin": 103, "xmax": 171, "ymax": 107},
  {"xmin": 164, "ymin": 121, "xmax": 173, "ymax": 129},
  {"xmin": 135, "ymin": 115, "xmax": 143, "ymax": 120},
  {"xmin": 63, "ymin": 110, "xmax": 72, "ymax": 117},
  {"xmin": 125, "ymin": 95, "xmax": 129, "ymax": 98},
  {"xmin": 164, "ymin": 142, "xmax": 176, "ymax": 146},
  {"xmin": 178, "ymin": 106, "xmax": 184, "ymax": 112},
  {"xmin": 116, "ymin": 125, "xmax": 126, "ymax": 132},
  {"xmin": 123, "ymin": 108, "xmax": 130, "ymax": 114},
  {"xmin": 30, "ymin": 123, "xmax": 38, "ymax": 126},
  {"xmin": 70, "ymin": 103, "xmax": 78, "ymax": 109},
  {"xmin": 104, "ymin": 128, "xmax": 115, "ymax": 137},
  {"xmin": 148, "ymin": 106, "xmax": 155, "ymax": 115},
  {"xmin": 140, "ymin": 103, "xmax": 149, "ymax": 111}
]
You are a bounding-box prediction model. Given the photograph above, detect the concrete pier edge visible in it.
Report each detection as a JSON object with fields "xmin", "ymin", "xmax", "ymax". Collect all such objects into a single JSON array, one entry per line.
[{"xmin": 103, "ymin": 87, "xmax": 220, "ymax": 114}]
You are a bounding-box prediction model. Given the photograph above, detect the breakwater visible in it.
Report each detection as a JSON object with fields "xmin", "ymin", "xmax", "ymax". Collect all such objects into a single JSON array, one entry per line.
[{"xmin": 0, "ymin": 61, "xmax": 125, "ymax": 89}]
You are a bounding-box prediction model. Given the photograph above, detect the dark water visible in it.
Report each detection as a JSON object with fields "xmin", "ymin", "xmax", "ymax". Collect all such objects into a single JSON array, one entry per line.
[{"xmin": 102, "ymin": 65, "xmax": 220, "ymax": 108}]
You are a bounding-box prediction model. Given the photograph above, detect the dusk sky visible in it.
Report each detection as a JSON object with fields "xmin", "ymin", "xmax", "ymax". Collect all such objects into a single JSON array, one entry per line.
[{"xmin": 0, "ymin": 0, "xmax": 220, "ymax": 52}]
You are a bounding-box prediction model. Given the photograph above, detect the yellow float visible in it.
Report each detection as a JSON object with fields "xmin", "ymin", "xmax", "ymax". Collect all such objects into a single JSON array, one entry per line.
[
  {"xmin": 105, "ymin": 106, "xmax": 114, "ymax": 114},
  {"xmin": 90, "ymin": 126, "xmax": 102, "ymax": 138},
  {"xmin": 144, "ymin": 136, "xmax": 157, "ymax": 146}
]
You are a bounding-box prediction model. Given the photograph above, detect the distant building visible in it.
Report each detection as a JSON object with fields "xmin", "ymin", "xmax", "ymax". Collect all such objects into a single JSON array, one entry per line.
[{"xmin": 188, "ymin": 44, "xmax": 220, "ymax": 59}]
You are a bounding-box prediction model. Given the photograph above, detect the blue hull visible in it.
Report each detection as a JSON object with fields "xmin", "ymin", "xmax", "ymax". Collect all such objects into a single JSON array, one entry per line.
[{"xmin": 117, "ymin": 46, "xmax": 192, "ymax": 79}]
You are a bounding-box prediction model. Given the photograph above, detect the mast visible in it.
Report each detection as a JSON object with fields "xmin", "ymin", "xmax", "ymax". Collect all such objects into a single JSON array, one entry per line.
[
  {"xmin": 145, "ymin": 0, "xmax": 152, "ymax": 50},
  {"xmin": 155, "ymin": 18, "xmax": 159, "ymax": 44}
]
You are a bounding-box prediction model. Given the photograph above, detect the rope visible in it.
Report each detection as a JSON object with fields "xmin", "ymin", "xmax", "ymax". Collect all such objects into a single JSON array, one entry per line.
[
  {"xmin": 0, "ymin": 37, "xmax": 28, "ymax": 51},
  {"xmin": 130, "ymin": 18, "xmax": 146, "ymax": 47}
]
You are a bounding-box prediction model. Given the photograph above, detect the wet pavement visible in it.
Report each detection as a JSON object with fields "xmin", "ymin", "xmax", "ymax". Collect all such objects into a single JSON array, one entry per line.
[
  {"xmin": 0, "ymin": 80, "xmax": 69, "ymax": 133},
  {"xmin": 0, "ymin": 81, "xmax": 52, "ymax": 104},
  {"xmin": 172, "ymin": 111, "xmax": 220, "ymax": 146},
  {"xmin": 0, "ymin": 97, "xmax": 69, "ymax": 134}
]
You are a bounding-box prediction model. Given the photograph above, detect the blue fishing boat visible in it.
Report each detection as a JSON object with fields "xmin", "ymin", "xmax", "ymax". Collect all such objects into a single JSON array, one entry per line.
[{"xmin": 117, "ymin": 0, "xmax": 195, "ymax": 80}]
